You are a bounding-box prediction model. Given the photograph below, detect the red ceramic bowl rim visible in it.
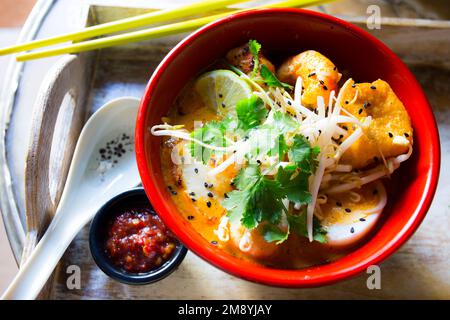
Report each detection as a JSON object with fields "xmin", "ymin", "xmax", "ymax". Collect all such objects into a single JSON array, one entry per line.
[{"xmin": 135, "ymin": 8, "xmax": 441, "ymax": 287}]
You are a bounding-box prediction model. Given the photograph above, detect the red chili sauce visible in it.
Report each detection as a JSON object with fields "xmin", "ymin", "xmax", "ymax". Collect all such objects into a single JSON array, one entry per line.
[{"xmin": 105, "ymin": 208, "xmax": 177, "ymax": 273}]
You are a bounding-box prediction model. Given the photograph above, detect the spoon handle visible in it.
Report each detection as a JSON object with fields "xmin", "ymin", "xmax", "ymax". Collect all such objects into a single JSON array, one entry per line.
[{"xmin": 1, "ymin": 208, "xmax": 88, "ymax": 300}]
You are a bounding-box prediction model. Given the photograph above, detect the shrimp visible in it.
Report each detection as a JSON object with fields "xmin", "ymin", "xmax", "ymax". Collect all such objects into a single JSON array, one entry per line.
[
  {"xmin": 226, "ymin": 43, "xmax": 276, "ymax": 76},
  {"xmin": 229, "ymin": 221, "xmax": 278, "ymax": 259},
  {"xmin": 277, "ymin": 50, "xmax": 341, "ymax": 107},
  {"xmin": 339, "ymin": 79, "xmax": 413, "ymax": 169}
]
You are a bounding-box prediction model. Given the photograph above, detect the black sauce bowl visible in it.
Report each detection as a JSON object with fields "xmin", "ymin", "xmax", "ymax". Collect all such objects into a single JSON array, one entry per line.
[{"xmin": 89, "ymin": 187, "xmax": 188, "ymax": 285}]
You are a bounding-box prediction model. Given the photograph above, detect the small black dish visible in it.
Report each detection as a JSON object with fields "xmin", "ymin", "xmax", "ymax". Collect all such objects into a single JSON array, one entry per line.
[{"xmin": 89, "ymin": 187, "xmax": 188, "ymax": 285}]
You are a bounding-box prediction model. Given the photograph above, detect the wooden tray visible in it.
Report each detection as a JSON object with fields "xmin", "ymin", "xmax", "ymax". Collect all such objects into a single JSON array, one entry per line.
[{"xmin": 1, "ymin": 0, "xmax": 449, "ymax": 299}]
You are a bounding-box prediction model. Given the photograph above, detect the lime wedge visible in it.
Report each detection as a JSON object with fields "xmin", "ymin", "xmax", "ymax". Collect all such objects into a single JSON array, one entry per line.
[{"xmin": 194, "ymin": 70, "xmax": 252, "ymax": 116}]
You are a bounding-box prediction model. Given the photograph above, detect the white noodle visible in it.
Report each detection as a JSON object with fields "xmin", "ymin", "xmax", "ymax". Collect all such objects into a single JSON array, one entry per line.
[
  {"xmin": 239, "ymin": 230, "xmax": 253, "ymax": 252},
  {"xmin": 215, "ymin": 216, "xmax": 230, "ymax": 242}
]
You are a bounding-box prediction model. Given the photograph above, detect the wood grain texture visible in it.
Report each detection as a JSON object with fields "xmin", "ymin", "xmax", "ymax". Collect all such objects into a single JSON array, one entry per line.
[{"xmin": 23, "ymin": 53, "xmax": 93, "ymax": 298}]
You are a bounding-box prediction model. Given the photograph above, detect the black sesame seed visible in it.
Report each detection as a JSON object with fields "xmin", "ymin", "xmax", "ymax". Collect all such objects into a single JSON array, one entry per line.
[
  {"xmin": 194, "ymin": 168, "xmax": 199, "ymax": 174},
  {"xmin": 342, "ymin": 125, "xmax": 348, "ymax": 131},
  {"xmin": 370, "ymin": 85, "xmax": 376, "ymax": 90},
  {"xmin": 319, "ymin": 80, "xmax": 324, "ymax": 85},
  {"xmin": 206, "ymin": 201, "xmax": 212, "ymax": 208},
  {"xmin": 287, "ymin": 101, "xmax": 292, "ymax": 105},
  {"xmin": 388, "ymin": 132, "xmax": 393, "ymax": 138},
  {"xmin": 204, "ymin": 182, "xmax": 209, "ymax": 188},
  {"xmin": 191, "ymin": 198, "xmax": 196, "ymax": 202},
  {"xmin": 168, "ymin": 186, "xmax": 173, "ymax": 190},
  {"xmin": 404, "ymin": 132, "xmax": 410, "ymax": 138},
  {"xmin": 218, "ymin": 93, "xmax": 223, "ymax": 98},
  {"xmin": 363, "ymin": 102, "xmax": 367, "ymax": 109},
  {"xmin": 359, "ymin": 218, "xmax": 366, "ymax": 222},
  {"xmin": 99, "ymin": 148, "xmax": 106, "ymax": 154},
  {"xmin": 171, "ymin": 190, "xmax": 177, "ymax": 196},
  {"xmin": 358, "ymin": 108, "xmax": 363, "ymax": 114},
  {"xmin": 187, "ymin": 215, "xmax": 194, "ymax": 220},
  {"xmin": 339, "ymin": 134, "xmax": 344, "ymax": 139},
  {"xmin": 308, "ymin": 72, "xmax": 316, "ymax": 77},
  {"xmin": 333, "ymin": 66, "xmax": 337, "ymax": 71},
  {"xmin": 350, "ymin": 227, "xmax": 355, "ymax": 233},
  {"xmin": 189, "ymin": 192, "xmax": 195, "ymax": 196},
  {"xmin": 323, "ymin": 85, "xmax": 328, "ymax": 90},
  {"xmin": 224, "ymin": 193, "xmax": 229, "ymax": 198},
  {"xmin": 207, "ymin": 192, "xmax": 214, "ymax": 198},
  {"xmin": 345, "ymin": 208, "xmax": 352, "ymax": 213},
  {"xmin": 230, "ymin": 181, "xmax": 235, "ymax": 186},
  {"xmin": 221, "ymin": 103, "xmax": 226, "ymax": 108},
  {"xmin": 209, "ymin": 183, "xmax": 214, "ymax": 188},
  {"xmin": 352, "ymin": 83, "xmax": 356, "ymax": 88},
  {"xmin": 256, "ymin": 160, "xmax": 261, "ymax": 164},
  {"xmin": 345, "ymin": 100, "xmax": 349, "ymax": 105},
  {"xmin": 211, "ymin": 240, "xmax": 218, "ymax": 245},
  {"xmin": 336, "ymin": 201, "xmax": 342, "ymax": 207}
]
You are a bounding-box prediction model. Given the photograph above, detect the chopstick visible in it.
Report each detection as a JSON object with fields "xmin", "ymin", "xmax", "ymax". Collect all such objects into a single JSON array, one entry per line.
[
  {"xmin": 0, "ymin": 0, "xmax": 251, "ymax": 55},
  {"xmin": 16, "ymin": 0, "xmax": 331, "ymax": 62}
]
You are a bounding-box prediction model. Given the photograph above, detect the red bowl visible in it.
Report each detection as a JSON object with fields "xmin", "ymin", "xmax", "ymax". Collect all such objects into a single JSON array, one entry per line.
[{"xmin": 135, "ymin": 8, "xmax": 440, "ymax": 287}]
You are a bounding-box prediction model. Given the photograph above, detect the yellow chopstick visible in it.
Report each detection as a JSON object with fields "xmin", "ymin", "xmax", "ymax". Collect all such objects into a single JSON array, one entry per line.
[
  {"xmin": 0, "ymin": 0, "xmax": 251, "ymax": 55},
  {"xmin": 16, "ymin": 0, "xmax": 331, "ymax": 62}
]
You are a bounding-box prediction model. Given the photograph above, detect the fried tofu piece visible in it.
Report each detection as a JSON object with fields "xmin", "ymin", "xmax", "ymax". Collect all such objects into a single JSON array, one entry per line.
[
  {"xmin": 340, "ymin": 79, "xmax": 413, "ymax": 169},
  {"xmin": 226, "ymin": 43, "xmax": 276, "ymax": 76},
  {"xmin": 277, "ymin": 50, "xmax": 341, "ymax": 108}
]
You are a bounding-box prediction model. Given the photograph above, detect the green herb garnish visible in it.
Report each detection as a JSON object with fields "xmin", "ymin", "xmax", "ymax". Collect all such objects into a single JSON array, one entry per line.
[
  {"xmin": 189, "ymin": 120, "xmax": 228, "ymax": 164},
  {"xmin": 288, "ymin": 135, "xmax": 321, "ymax": 174},
  {"xmin": 224, "ymin": 165, "xmax": 285, "ymax": 230},
  {"xmin": 236, "ymin": 95, "xmax": 268, "ymax": 131},
  {"xmin": 248, "ymin": 39, "xmax": 293, "ymax": 90},
  {"xmin": 260, "ymin": 64, "xmax": 293, "ymax": 90},
  {"xmin": 248, "ymin": 39, "xmax": 261, "ymax": 77}
]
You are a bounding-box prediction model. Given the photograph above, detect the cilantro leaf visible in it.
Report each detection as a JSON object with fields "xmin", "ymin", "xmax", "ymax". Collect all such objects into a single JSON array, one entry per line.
[
  {"xmin": 287, "ymin": 211, "xmax": 327, "ymax": 243},
  {"xmin": 236, "ymin": 95, "xmax": 268, "ymax": 131},
  {"xmin": 222, "ymin": 189, "xmax": 249, "ymax": 222},
  {"xmin": 260, "ymin": 64, "xmax": 293, "ymax": 90},
  {"xmin": 248, "ymin": 39, "xmax": 261, "ymax": 77},
  {"xmin": 262, "ymin": 224, "xmax": 289, "ymax": 244},
  {"xmin": 271, "ymin": 111, "xmax": 299, "ymax": 134},
  {"xmin": 288, "ymin": 135, "xmax": 320, "ymax": 174},
  {"xmin": 189, "ymin": 120, "xmax": 227, "ymax": 164},
  {"xmin": 276, "ymin": 165, "xmax": 311, "ymax": 204},
  {"xmin": 246, "ymin": 127, "xmax": 277, "ymax": 159},
  {"xmin": 232, "ymin": 164, "xmax": 260, "ymax": 190},
  {"xmin": 269, "ymin": 134, "xmax": 288, "ymax": 159},
  {"xmin": 223, "ymin": 165, "xmax": 285, "ymax": 229}
]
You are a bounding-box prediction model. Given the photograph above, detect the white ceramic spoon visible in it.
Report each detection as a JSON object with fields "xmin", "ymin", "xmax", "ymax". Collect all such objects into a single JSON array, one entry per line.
[{"xmin": 2, "ymin": 97, "xmax": 141, "ymax": 300}]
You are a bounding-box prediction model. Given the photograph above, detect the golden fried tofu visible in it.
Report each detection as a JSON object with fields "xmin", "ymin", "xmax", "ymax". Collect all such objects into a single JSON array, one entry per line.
[
  {"xmin": 277, "ymin": 50, "xmax": 341, "ymax": 107},
  {"xmin": 226, "ymin": 43, "xmax": 276, "ymax": 76},
  {"xmin": 340, "ymin": 79, "xmax": 413, "ymax": 169}
]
